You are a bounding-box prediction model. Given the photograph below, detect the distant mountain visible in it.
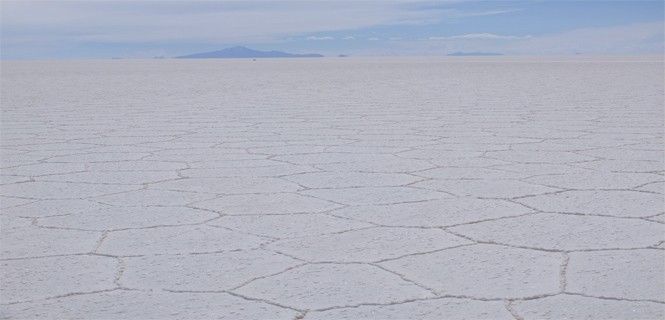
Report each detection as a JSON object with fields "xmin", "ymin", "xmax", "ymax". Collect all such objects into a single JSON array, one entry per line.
[
  {"xmin": 176, "ymin": 46, "xmax": 323, "ymax": 59},
  {"xmin": 447, "ymin": 52, "xmax": 504, "ymax": 56}
]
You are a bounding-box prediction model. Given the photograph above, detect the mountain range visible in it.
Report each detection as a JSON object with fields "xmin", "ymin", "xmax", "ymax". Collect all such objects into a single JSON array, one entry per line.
[{"xmin": 176, "ymin": 46, "xmax": 323, "ymax": 59}]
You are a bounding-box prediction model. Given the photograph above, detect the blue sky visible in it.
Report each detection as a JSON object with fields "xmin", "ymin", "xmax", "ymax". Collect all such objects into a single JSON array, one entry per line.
[{"xmin": 1, "ymin": 1, "xmax": 663, "ymax": 59}]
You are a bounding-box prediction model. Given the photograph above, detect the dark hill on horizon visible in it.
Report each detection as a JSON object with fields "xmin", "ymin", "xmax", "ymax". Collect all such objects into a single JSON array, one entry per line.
[
  {"xmin": 176, "ymin": 46, "xmax": 323, "ymax": 59},
  {"xmin": 447, "ymin": 52, "xmax": 504, "ymax": 56}
]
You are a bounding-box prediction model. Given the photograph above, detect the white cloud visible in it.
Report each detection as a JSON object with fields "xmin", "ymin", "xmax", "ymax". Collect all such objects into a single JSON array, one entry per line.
[
  {"xmin": 306, "ymin": 36, "xmax": 334, "ymax": 40},
  {"xmin": 368, "ymin": 37, "xmax": 380, "ymax": 41},
  {"xmin": 504, "ymin": 22, "xmax": 664, "ymax": 54},
  {"xmin": 429, "ymin": 33, "xmax": 531, "ymax": 40},
  {"xmin": 457, "ymin": 9, "xmax": 522, "ymax": 17},
  {"xmin": 402, "ymin": 22, "xmax": 663, "ymax": 56},
  {"xmin": 0, "ymin": 1, "xmax": 441, "ymax": 45},
  {"xmin": 342, "ymin": 36, "xmax": 355, "ymax": 40}
]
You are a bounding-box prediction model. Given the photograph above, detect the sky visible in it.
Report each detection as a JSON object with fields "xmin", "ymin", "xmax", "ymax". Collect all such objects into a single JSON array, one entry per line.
[{"xmin": 1, "ymin": 1, "xmax": 663, "ymax": 59}]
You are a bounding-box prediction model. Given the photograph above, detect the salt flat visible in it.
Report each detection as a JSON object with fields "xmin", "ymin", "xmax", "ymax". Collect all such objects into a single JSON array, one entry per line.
[{"xmin": 1, "ymin": 57, "xmax": 664, "ymax": 319}]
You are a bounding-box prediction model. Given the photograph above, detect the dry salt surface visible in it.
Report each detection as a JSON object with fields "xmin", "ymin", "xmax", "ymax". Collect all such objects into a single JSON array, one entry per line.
[{"xmin": 1, "ymin": 57, "xmax": 664, "ymax": 319}]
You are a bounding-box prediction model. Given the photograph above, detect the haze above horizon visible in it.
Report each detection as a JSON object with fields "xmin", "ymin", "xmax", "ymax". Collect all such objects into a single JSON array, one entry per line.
[{"xmin": 1, "ymin": 0, "xmax": 663, "ymax": 60}]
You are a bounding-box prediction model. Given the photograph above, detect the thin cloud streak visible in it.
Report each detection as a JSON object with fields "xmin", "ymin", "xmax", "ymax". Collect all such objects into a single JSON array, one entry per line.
[
  {"xmin": 306, "ymin": 36, "xmax": 335, "ymax": 41},
  {"xmin": 429, "ymin": 33, "xmax": 532, "ymax": 40}
]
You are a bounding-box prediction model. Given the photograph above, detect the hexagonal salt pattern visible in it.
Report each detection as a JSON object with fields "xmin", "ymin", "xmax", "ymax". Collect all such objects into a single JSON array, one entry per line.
[
  {"xmin": 1, "ymin": 255, "xmax": 118, "ymax": 303},
  {"xmin": 330, "ymin": 197, "xmax": 532, "ymax": 227},
  {"xmin": 448, "ymin": 212, "xmax": 664, "ymax": 250},
  {"xmin": 234, "ymin": 263, "xmax": 433, "ymax": 310},
  {"xmin": 268, "ymin": 227, "xmax": 472, "ymax": 262},
  {"xmin": 510, "ymin": 294, "xmax": 664, "ymax": 320},
  {"xmin": 379, "ymin": 244, "xmax": 562, "ymax": 299},
  {"xmin": 96, "ymin": 225, "xmax": 268, "ymax": 256},
  {"xmin": 305, "ymin": 298, "xmax": 515, "ymax": 320},
  {"xmin": 121, "ymin": 250, "xmax": 301, "ymax": 291},
  {"xmin": 566, "ymin": 249, "xmax": 665, "ymax": 302},
  {"xmin": 2, "ymin": 216, "xmax": 101, "ymax": 259},
  {"xmin": 2, "ymin": 58, "xmax": 663, "ymax": 318},
  {"xmin": 2, "ymin": 290, "xmax": 299, "ymax": 319},
  {"xmin": 516, "ymin": 190, "xmax": 664, "ymax": 217}
]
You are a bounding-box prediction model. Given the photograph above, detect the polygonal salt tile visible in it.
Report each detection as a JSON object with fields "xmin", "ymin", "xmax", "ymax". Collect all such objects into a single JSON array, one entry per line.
[
  {"xmin": 38, "ymin": 206, "xmax": 218, "ymax": 231},
  {"xmin": 412, "ymin": 179, "xmax": 558, "ymax": 198},
  {"xmin": 210, "ymin": 214, "xmax": 370, "ymax": 238},
  {"xmin": 284, "ymin": 172, "xmax": 419, "ymax": 188},
  {"xmin": 2, "ymin": 290, "xmax": 298, "ymax": 319},
  {"xmin": 517, "ymin": 190, "xmax": 664, "ymax": 217},
  {"xmin": 525, "ymin": 171, "xmax": 659, "ymax": 189},
  {"xmin": 46, "ymin": 152, "xmax": 151, "ymax": 162},
  {"xmin": 0, "ymin": 181, "xmax": 136, "ymax": 199},
  {"xmin": 413, "ymin": 143, "xmax": 509, "ymax": 152},
  {"xmin": 428, "ymin": 157, "xmax": 511, "ymax": 168},
  {"xmin": 444, "ymin": 136, "xmax": 540, "ymax": 145},
  {"xmin": 560, "ymin": 135, "xmax": 650, "ymax": 146},
  {"xmin": 97, "ymin": 225, "xmax": 266, "ymax": 255},
  {"xmin": 566, "ymin": 249, "xmax": 665, "ymax": 301},
  {"xmin": 79, "ymin": 145, "xmax": 159, "ymax": 154},
  {"xmin": 2, "ymin": 199, "xmax": 109, "ymax": 218},
  {"xmin": 637, "ymin": 181, "xmax": 664, "ymax": 193},
  {"xmin": 5, "ymin": 142, "xmax": 93, "ymax": 152},
  {"xmin": 273, "ymin": 152, "xmax": 382, "ymax": 165},
  {"xmin": 234, "ymin": 263, "xmax": 433, "ymax": 310},
  {"xmin": 350, "ymin": 138, "xmax": 435, "ymax": 148},
  {"xmin": 397, "ymin": 149, "xmax": 485, "ymax": 161},
  {"xmin": 490, "ymin": 128, "xmax": 583, "ymax": 139},
  {"xmin": 0, "ymin": 175, "xmax": 31, "ymax": 185},
  {"xmin": 216, "ymin": 141, "xmax": 290, "ymax": 149},
  {"xmin": 449, "ymin": 212, "xmax": 663, "ymax": 250},
  {"xmin": 490, "ymin": 163, "xmax": 578, "ymax": 178},
  {"xmin": 509, "ymin": 141, "xmax": 589, "ymax": 151},
  {"xmin": 301, "ymin": 187, "xmax": 447, "ymax": 205},
  {"xmin": 76, "ymin": 136, "xmax": 173, "ymax": 145},
  {"xmin": 143, "ymin": 150, "xmax": 266, "ymax": 162},
  {"xmin": 85, "ymin": 160, "xmax": 188, "ymax": 171},
  {"xmin": 193, "ymin": 193, "xmax": 338, "ymax": 215},
  {"xmin": 0, "ymin": 255, "xmax": 117, "ymax": 303},
  {"xmin": 181, "ymin": 165, "xmax": 316, "ymax": 178},
  {"xmin": 148, "ymin": 148, "xmax": 258, "ymax": 157},
  {"xmin": 573, "ymin": 159, "xmax": 664, "ymax": 173},
  {"xmin": 152, "ymin": 177, "xmax": 300, "ymax": 194},
  {"xmin": 1, "ymin": 216, "xmax": 101, "ymax": 259},
  {"xmin": 579, "ymin": 148, "xmax": 664, "ymax": 162},
  {"xmin": 323, "ymin": 145, "xmax": 408, "ymax": 154},
  {"xmin": 37, "ymin": 170, "xmax": 179, "ymax": 185},
  {"xmin": 314, "ymin": 157, "xmax": 435, "ymax": 173},
  {"xmin": 415, "ymin": 167, "xmax": 518, "ymax": 180},
  {"xmin": 485, "ymin": 150, "xmax": 595, "ymax": 164},
  {"xmin": 268, "ymin": 227, "xmax": 471, "ymax": 262},
  {"xmin": 647, "ymin": 213, "xmax": 665, "ymax": 223},
  {"xmin": 122, "ymin": 250, "xmax": 300, "ymax": 291},
  {"xmin": 0, "ymin": 162, "xmax": 86, "ymax": 177},
  {"xmin": 188, "ymin": 159, "xmax": 287, "ymax": 169},
  {"xmin": 306, "ymin": 298, "xmax": 514, "ymax": 320},
  {"xmin": 248, "ymin": 145, "xmax": 328, "ymax": 155},
  {"xmin": 94, "ymin": 189, "xmax": 216, "ymax": 207},
  {"xmin": 511, "ymin": 294, "xmax": 664, "ymax": 320},
  {"xmin": 380, "ymin": 244, "xmax": 561, "ymax": 299},
  {"xmin": 0, "ymin": 196, "xmax": 35, "ymax": 209},
  {"xmin": 331, "ymin": 198, "xmax": 531, "ymax": 227}
]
